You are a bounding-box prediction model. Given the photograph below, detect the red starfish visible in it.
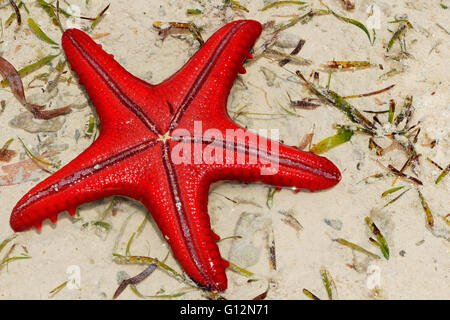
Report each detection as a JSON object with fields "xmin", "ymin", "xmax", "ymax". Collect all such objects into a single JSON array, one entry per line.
[{"xmin": 10, "ymin": 20, "xmax": 340, "ymax": 291}]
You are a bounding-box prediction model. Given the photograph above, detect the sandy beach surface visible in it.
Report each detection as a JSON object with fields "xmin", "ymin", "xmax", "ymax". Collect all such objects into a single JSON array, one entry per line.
[{"xmin": 0, "ymin": 0, "xmax": 448, "ymax": 299}]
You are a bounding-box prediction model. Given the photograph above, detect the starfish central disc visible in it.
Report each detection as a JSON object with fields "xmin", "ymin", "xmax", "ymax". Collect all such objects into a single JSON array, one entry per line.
[{"xmin": 158, "ymin": 132, "xmax": 171, "ymax": 143}]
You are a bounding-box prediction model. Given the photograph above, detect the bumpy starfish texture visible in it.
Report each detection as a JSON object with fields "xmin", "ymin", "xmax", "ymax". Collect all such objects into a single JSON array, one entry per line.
[{"xmin": 10, "ymin": 20, "xmax": 341, "ymax": 291}]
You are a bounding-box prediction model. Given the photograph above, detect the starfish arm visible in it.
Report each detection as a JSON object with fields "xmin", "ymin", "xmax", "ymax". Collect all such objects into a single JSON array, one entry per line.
[
  {"xmin": 173, "ymin": 121, "xmax": 341, "ymax": 192},
  {"xmin": 62, "ymin": 29, "xmax": 163, "ymax": 136},
  {"xmin": 215, "ymin": 139, "xmax": 342, "ymax": 191},
  {"xmin": 171, "ymin": 170, "xmax": 229, "ymax": 291},
  {"xmin": 160, "ymin": 20, "xmax": 262, "ymax": 131},
  {"xmin": 141, "ymin": 142, "xmax": 229, "ymax": 291},
  {"xmin": 10, "ymin": 137, "xmax": 158, "ymax": 231}
]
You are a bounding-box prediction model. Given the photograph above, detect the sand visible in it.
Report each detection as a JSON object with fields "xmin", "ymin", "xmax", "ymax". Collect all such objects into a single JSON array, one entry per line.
[{"xmin": 0, "ymin": 0, "xmax": 448, "ymax": 300}]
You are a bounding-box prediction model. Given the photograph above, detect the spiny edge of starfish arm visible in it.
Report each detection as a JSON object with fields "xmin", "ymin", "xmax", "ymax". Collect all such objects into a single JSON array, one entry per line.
[
  {"xmin": 9, "ymin": 138, "xmax": 158, "ymax": 232},
  {"xmin": 219, "ymin": 120, "xmax": 342, "ymax": 189},
  {"xmin": 148, "ymin": 143, "xmax": 229, "ymax": 291},
  {"xmin": 172, "ymin": 124, "xmax": 341, "ymax": 192}
]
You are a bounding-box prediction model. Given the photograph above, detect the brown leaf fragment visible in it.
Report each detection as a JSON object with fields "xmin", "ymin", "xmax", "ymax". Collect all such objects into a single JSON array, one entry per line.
[
  {"xmin": 363, "ymin": 109, "xmax": 388, "ymax": 114},
  {"xmin": 321, "ymin": 60, "xmax": 373, "ymax": 70},
  {"xmin": 278, "ymin": 210, "xmax": 303, "ymax": 232},
  {"xmin": 91, "ymin": 3, "xmax": 110, "ymax": 30},
  {"xmin": 298, "ymin": 132, "xmax": 314, "ymax": 151},
  {"xmin": 279, "ymin": 39, "xmax": 306, "ymax": 67},
  {"xmin": 391, "ymin": 152, "xmax": 420, "ymax": 185},
  {"xmin": 340, "ymin": 0, "xmax": 355, "ymax": 10},
  {"xmin": 369, "ymin": 137, "xmax": 384, "ymax": 156},
  {"xmin": 263, "ymin": 48, "xmax": 311, "ymax": 65},
  {"xmin": 410, "ymin": 128, "xmax": 421, "ymax": 144},
  {"xmin": 267, "ymin": 229, "xmax": 276, "ymax": 271},
  {"xmin": 253, "ymin": 286, "xmax": 269, "ymax": 300},
  {"xmin": 0, "ymin": 56, "xmax": 71, "ymax": 119},
  {"xmin": 400, "ymin": 153, "xmax": 419, "ymax": 173},
  {"xmin": 429, "ymin": 140, "xmax": 438, "ymax": 148},
  {"xmin": 153, "ymin": 21, "xmax": 204, "ymax": 46},
  {"xmin": 0, "ymin": 56, "xmax": 27, "ymax": 105},
  {"xmin": 33, "ymin": 104, "xmax": 72, "ymax": 120},
  {"xmin": 388, "ymin": 99, "xmax": 396, "ymax": 123},
  {"xmin": 426, "ymin": 157, "xmax": 443, "ymax": 171},
  {"xmin": 343, "ymin": 84, "xmax": 396, "ymax": 99},
  {"xmin": 388, "ymin": 164, "xmax": 423, "ymax": 185},
  {"xmin": 278, "ymin": 58, "xmax": 290, "ymax": 67},
  {"xmin": 372, "ymin": 114, "xmax": 382, "ymax": 126},
  {"xmin": 262, "ymin": 20, "xmax": 275, "ymax": 30},
  {"xmin": 394, "ymin": 96, "xmax": 413, "ymax": 127},
  {"xmin": 290, "ymin": 98, "xmax": 320, "ymax": 109},
  {"xmin": 113, "ymin": 264, "xmax": 157, "ymax": 299},
  {"xmin": 9, "ymin": 0, "xmax": 21, "ymax": 25},
  {"xmin": 253, "ymin": 33, "xmax": 278, "ymax": 56}
]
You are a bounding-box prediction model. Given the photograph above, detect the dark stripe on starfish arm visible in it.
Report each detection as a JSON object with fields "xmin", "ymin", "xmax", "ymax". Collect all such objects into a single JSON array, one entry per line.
[
  {"xmin": 64, "ymin": 32, "xmax": 162, "ymax": 135},
  {"xmin": 161, "ymin": 142, "xmax": 213, "ymax": 286},
  {"xmin": 167, "ymin": 21, "xmax": 249, "ymax": 132},
  {"xmin": 14, "ymin": 139, "xmax": 159, "ymax": 213},
  {"xmin": 171, "ymin": 136, "xmax": 339, "ymax": 181}
]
